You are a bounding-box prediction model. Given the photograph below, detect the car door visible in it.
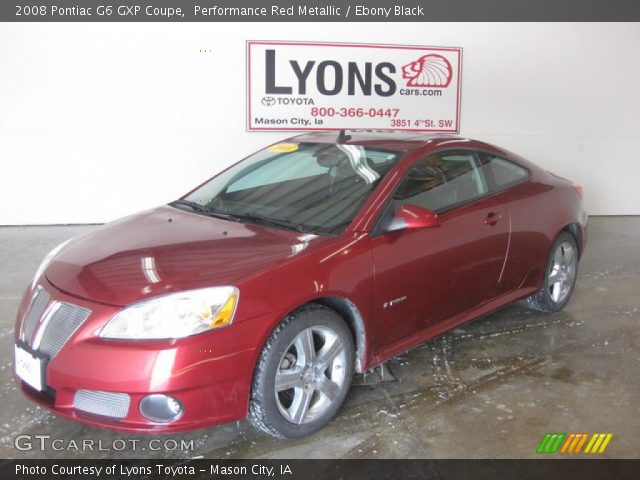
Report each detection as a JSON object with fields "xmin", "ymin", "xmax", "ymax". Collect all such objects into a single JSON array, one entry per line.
[
  {"xmin": 475, "ymin": 151, "xmax": 539, "ymax": 295},
  {"xmin": 370, "ymin": 150, "xmax": 511, "ymax": 350}
]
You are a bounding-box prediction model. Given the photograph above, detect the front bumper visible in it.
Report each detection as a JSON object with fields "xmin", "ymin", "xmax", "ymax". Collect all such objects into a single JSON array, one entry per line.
[{"xmin": 14, "ymin": 277, "xmax": 268, "ymax": 433}]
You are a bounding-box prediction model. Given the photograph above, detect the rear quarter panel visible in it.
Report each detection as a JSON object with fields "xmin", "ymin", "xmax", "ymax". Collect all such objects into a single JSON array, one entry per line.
[{"xmin": 502, "ymin": 163, "xmax": 586, "ymax": 293}]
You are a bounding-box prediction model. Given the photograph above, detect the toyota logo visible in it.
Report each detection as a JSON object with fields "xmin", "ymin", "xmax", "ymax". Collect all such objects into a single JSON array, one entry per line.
[{"xmin": 262, "ymin": 96, "xmax": 276, "ymax": 106}]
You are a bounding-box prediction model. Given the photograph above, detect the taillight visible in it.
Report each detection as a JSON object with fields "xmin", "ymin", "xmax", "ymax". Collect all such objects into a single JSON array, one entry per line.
[{"xmin": 572, "ymin": 182, "xmax": 584, "ymax": 198}]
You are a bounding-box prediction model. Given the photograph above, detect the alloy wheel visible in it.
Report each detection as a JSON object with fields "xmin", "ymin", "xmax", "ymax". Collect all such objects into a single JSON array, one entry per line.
[
  {"xmin": 548, "ymin": 241, "xmax": 577, "ymax": 304},
  {"xmin": 274, "ymin": 326, "xmax": 347, "ymax": 425}
]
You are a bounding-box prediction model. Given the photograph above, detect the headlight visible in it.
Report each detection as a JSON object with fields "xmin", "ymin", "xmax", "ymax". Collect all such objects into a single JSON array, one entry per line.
[
  {"xmin": 32, "ymin": 239, "xmax": 71, "ymax": 289},
  {"xmin": 99, "ymin": 286, "xmax": 239, "ymax": 340}
]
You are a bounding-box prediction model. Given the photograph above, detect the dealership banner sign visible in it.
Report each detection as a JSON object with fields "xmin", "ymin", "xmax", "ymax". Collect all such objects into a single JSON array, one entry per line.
[{"xmin": 247, "ymin": 41, "xmax": 462, "ymax": 132}]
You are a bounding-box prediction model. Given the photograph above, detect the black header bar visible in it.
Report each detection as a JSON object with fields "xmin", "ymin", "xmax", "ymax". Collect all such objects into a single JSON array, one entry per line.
[{"xmin": 2, "ymin": 0, "xmax": 640, "ymax": 22}]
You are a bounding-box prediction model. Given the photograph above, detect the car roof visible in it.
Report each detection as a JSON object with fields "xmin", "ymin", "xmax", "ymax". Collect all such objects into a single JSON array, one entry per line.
[{"xmin": 286, "ymin": 130, "xmax": 488, "ymax": 153}]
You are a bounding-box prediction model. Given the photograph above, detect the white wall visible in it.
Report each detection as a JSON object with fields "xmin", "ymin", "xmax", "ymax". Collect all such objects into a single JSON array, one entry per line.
[{"xmin": 0, "ymin": 22, "xmax": 639, "ymax": 224}]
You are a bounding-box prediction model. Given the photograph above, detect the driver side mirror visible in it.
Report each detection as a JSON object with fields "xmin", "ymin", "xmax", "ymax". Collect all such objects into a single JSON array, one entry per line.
[{"xmin": 384, "ymin": 204, "xmax": 441, "ymax": 233}]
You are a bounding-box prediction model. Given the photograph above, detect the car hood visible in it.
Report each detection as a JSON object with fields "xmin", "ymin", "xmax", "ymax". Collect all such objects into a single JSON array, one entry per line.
[{"xmin": 45, "ymin": 206, "xmax": 333, "ymax": 306}]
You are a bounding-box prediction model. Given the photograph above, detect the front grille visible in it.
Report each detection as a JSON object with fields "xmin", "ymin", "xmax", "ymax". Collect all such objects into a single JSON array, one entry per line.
[
  {"xmin": 22, "ymin": 287, "xmax": 92, "ymax": 360},
  {"xmin": 38, "ymin": 303, "xmax": 91, "ymax": 358},
  {"xmin": 22, "ymin": 288, "xmax": 51, "ymax": 342},
  {"xmin": 73, "ymin": 389, "xmax": 130, "ymax": 419}
]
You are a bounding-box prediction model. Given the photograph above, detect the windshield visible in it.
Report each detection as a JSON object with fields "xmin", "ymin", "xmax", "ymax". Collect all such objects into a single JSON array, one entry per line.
[{"xmin": 178, "ymin": 142, "xmax": 403, "ymax": 234}]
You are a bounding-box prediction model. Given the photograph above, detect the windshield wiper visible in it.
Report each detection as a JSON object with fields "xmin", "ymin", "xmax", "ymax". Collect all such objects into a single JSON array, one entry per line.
[
  {"xmin": 170, "ymin": 199, "xmax": 209, "ymax": 213},
  {"xmin": 224, "ymin": 212, "xmax": 306, "ymax": 233},
  {"xmin": 171, "ymin": 201, "xmax": 309, "ymax": 232},
  {"xmin": 170, "ymin": 200, "xmax": 237, "ymax": 221}
]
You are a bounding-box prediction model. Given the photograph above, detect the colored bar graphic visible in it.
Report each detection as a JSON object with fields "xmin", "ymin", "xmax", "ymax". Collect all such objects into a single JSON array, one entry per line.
[
  {"xmin": 591, "ymin": 434, "xmax": 606, "ymax": 453},
  {"xmin": 560, "ymin": 433, "xmax": 589, "ymax": 453},
  {"xmin": 574, "ymin": 433, "xmax": 589, "ymax": 453},
  {"xmin": 538, "ymin": 433, "xmax": 613, "ymax": 454},
  {"xmin": 536, "ymin": 433, "xmax": 565, "ymax": 453},
  {"xmin": 584, "ymin": 433, "xmax": 614, "ymax": 454},
  {"xmin": 550, "ymin": 433, "xmax": 565, "ymax": 453},
  {"xmin": 598, "ymin": 434, "xmax": 613, "ymax": 453},
  {"xmin": 560, "ymin": 433, "xmax": 575, "ymax": 453},
  {"xmin": 584, "ymin": 434, "xmax": 598, "ymax": 453},
  {"xmin": 536, "ymin": 433, "xmax": 552, "ymax": 453}
]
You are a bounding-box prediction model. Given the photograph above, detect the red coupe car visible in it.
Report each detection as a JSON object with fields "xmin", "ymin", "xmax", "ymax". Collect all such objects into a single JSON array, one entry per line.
[{"xmin": 14, "ymin": 131, "xmax": 587, "ymax": 438}]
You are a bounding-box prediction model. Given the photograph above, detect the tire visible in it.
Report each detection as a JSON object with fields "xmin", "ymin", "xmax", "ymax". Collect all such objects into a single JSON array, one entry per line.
[
  {"xmin": 248, "ymin": 303, "xmax": 355, "ymax": 438},
  {"xmin": 525, "ymin": 232, "xmax": 579, "ymax": 312}
]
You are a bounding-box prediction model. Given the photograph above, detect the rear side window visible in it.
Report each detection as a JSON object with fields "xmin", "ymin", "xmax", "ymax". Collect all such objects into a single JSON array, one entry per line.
[
  {"xmin": 393, "ymin": 151, "xmax": 488, "ymax": 212},
  {"xmin": 478, "ymin": 153, "xmax": 529, "ymax": 190}
]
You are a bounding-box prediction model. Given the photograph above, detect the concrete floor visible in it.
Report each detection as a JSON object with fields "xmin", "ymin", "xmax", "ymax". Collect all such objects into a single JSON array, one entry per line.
[{"xmin": 0, "ymin": 217, "xmax": 638, "ymax": 459}]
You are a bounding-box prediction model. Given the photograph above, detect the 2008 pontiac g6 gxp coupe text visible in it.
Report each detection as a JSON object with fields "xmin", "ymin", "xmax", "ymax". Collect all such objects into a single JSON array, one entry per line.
[{"xmin": 14, "ymin": 131, "xmax": 587, "ymax": 438}]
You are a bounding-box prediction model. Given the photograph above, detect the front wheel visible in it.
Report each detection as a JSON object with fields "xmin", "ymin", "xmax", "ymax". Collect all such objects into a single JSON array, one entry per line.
[
  {"xmin": 248, "ymin": 304, "xmax": 355, "ymax": 438},
  {"xmin": 525, "ymin": 232, "xmax": 579, "ymax": 312}
]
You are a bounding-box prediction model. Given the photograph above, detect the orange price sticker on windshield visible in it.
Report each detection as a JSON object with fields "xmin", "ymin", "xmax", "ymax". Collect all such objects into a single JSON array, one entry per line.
[{"xmin": 267, "ymin": 143, "xmax": 299, "ymax": 153}]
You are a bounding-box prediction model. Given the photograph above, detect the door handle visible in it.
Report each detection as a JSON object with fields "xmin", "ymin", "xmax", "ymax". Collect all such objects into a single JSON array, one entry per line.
[{"xmin": 484, "ymin": 212, "xmax": 502, "ymax": 226}]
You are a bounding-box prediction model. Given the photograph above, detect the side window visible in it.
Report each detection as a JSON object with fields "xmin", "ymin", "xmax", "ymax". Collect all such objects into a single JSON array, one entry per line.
[
  {"xmin": 478, "ymin": 153, "xmax": 529, "ymax": 190},
  {"xmin": 393, "ymin": 151, "xmax": 488, "ymax": 212}
]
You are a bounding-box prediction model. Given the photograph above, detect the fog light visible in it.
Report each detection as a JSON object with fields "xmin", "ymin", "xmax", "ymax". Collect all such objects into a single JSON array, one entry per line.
[{"xmin": 139, "ymin": 394, "xmax": 183, "ymax": 423}]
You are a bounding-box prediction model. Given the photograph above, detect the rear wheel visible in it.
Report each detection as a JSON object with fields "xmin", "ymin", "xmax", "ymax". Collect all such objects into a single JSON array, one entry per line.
[
  {"xmin": 248, "ymin": 304, "xmax": 355, "ymax": 438},
  {"xmin": 525, "ymin": 232, "xmax": 579, "ymax": 312}
]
